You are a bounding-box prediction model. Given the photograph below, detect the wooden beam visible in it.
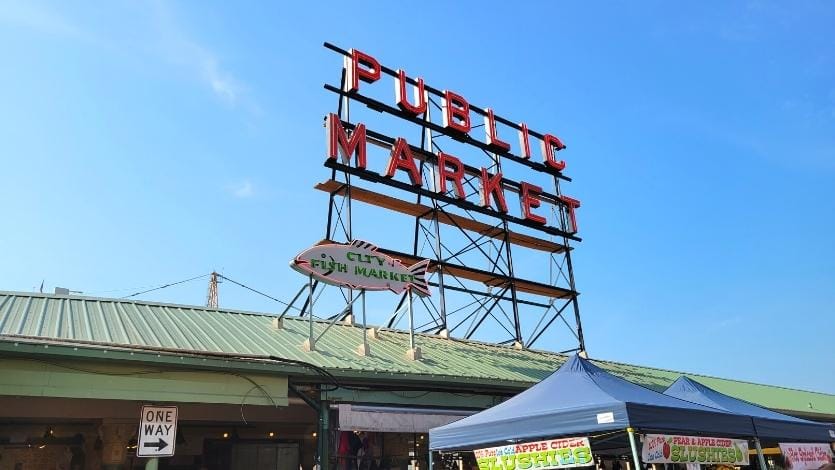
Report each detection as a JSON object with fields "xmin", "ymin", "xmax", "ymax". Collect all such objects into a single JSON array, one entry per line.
[
  {"xmin": 370, "ymin": 247, "xmax": 575, "ymax": 299},
  {"xmin": 315, "ymin": 180, "xmax": 568, "ymax": 254}
]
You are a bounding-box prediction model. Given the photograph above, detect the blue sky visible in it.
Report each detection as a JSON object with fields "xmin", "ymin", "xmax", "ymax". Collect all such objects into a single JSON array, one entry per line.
[{"xmin": 1, "ymin": 1, "xmax": 834, "ymax": 394}]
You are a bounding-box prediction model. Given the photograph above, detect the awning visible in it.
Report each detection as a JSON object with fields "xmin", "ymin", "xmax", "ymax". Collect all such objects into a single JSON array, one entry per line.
[
  {"xmin": 664, "ymin": 376, "xmax": 835, "ymax": 442},
  {"xmin": 337, "ymin": 404, "xmax": 474, "ymax": 433},
  {"xmin": 429, "ymin": 355, "xmax": 757, "ymax": 451}
]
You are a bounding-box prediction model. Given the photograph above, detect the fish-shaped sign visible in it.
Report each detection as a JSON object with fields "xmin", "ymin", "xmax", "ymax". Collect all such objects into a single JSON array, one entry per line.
[{"xmin": 291, "ymin": 240, "xmax": 431, "ymax": 296}]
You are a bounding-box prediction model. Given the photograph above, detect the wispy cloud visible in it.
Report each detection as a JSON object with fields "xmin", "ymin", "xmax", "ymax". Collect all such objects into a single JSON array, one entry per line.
[
  {"xmin": 229, "ymin": 180, "xmax": 255, "ymax": 199},
  {"xmin": 0, "ymin": 0, "xmax": 86, "ymax": 38},
  {"xmin": 2, "ymin": 0, "xmax": 254, "ymax": 110},
  {"xmin": 147, "ymin": 0, "xmax": 248, "ymax": 107},
  {"xmin": 716, "ymin": 315, "xmax": 744, "ymax": 328}
]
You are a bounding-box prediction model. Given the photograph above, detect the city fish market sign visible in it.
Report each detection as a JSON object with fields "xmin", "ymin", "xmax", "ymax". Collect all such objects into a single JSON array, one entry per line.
[
  {"xmin": 475, "ymin": 437, "xmax": 594, "ymax": 470},
  {"xmin": 641, "ymin": 434, "xmax": 749, "ymax": 465},
  {"xmin": 292, "ymin": 240, "xmax": 431, "ymax": 296}
]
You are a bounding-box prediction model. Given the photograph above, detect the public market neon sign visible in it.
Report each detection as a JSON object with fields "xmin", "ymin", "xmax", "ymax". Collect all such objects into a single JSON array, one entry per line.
[{"xmin": 327, "ymin": 47, "xmax": 582, "ymax": 235}]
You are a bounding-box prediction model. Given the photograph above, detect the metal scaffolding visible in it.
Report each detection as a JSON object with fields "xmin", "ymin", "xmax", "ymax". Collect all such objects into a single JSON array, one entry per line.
[{"xmin": 281, "ymin": 43, "xmax": 586, "ymax": 356}]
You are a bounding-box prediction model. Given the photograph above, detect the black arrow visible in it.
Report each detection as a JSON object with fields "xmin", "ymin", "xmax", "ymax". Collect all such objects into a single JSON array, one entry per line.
[{"xmin": 143, "ymin": 438, "xmax": 169, "ymax": 451}]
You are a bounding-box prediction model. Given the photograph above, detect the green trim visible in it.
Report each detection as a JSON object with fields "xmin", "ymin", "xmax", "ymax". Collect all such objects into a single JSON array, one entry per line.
[
  {"xmin": 0, "ymin": 339, "xmax": 531, "ymax": 391},
  {"xmin": 0, "ymin": 356, "xmax": 288, "ymax": 406},
  {"xmin": 0, "ymin": 339, "xmax": 310, "ymax": 377}
]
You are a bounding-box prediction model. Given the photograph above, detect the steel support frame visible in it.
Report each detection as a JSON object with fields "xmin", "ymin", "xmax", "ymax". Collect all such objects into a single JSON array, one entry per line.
[{"xmin": 284, "ymin": 43, "xmax": 587, "ymax": 355}]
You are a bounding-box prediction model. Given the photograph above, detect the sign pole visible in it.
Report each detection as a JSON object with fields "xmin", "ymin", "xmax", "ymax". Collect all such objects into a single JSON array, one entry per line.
[
  {"xmin": 408, "ymin": 289, "xmax": 415, "ymax": 351},
  {"xmin": 627, "ymin": 428, "xmax": 642, "ymax": 470},
  {"xmin": 361, "ymin": 289, "xmax": 368, "ymax": 350},
  {"xmin": 753, "ymin": 438, "xmax": 768, "ymax": 470},
  {"xmin": 308, "ymin": 275, "xmax": 315, "ymax": 350}
]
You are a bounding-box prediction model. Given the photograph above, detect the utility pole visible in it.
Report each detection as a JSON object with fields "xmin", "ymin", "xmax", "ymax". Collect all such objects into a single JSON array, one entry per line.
[{"xmin": 206, "ymin": 272, "xmax": 220, "ymax": 309}]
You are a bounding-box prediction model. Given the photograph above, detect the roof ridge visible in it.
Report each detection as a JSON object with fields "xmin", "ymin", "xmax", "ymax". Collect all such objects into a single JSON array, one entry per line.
[
  {"xmin": 588, "ymin": 354, "xmax": 835, "ymax": 398},
  {"xmin": 0, "ymin": 290, "xmax": 273, "ymax": 317}
]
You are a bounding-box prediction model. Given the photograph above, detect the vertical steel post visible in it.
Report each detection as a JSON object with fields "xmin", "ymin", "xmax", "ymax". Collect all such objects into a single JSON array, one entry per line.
[
  {"xmin": 554, "ymin": 174, "xmax": 585, "ymax": 353},
  {"xmin": 408, "ymin": 290, "xmax": 415, "ymax": 350},
  {"xmin": 490, "ymin": 150, "xmax": 522, "ymax": 345},
  {"xmin": 424, "ymin": 103, "xmax": 447, "ymax": 333},
  {"xmin": 627, "ymin": 428, "xmax": 642, "ymax": 470},
  {"xmin": 563, "ymin": 248, "xmax": 586, "ymax": 353}
]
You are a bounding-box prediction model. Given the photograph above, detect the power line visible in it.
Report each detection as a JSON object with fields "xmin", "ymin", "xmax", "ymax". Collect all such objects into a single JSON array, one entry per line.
[
  {"xmin": 100, "ymin": 271, "xmax": 301, "ymax": 314},
  {"xmin": 120, "ymin": 273, "xmax": 211, "ymax": 299},
  {"xmin": 217, "ymin": 274, "xmax": 301, "ymax": 312}
]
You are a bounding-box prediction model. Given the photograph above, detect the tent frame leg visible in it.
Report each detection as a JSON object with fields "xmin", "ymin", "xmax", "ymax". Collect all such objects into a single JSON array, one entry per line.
[
  {"xmin": 428, "ymin": 450, "xmax": 434, "ymax": 470},
  {"xmin": 754, "ymin": 438, "xmax": 768, "ymax": 470},
  {"xmin": 627, "ymin": 427, "xmax": 642, "ymax": 470}
]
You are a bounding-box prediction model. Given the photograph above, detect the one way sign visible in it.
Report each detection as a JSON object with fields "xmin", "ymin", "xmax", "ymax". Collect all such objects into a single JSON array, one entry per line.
[{"xmin": 137, "ymin": 405, "xmax": 178, "ymax": 458}]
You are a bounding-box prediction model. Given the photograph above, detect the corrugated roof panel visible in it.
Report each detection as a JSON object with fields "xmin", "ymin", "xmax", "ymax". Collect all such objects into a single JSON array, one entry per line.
[
  {"xmin": 0, "ymin": 291, "xmax": 832, "ymax": 418},
  {"xmin": 40, "ymin": 297, "xmax": 60, "ymax": 337},
  {"xmin": 16, "ymin": 296, "xmax": 37, "ymax": 335},
  {"xmin": 120, "ymin": 302, "xmax": 161, "ymax": 347},
  {"xmin": 83, "ymin": 299, "xmax": 108, "ymax": 342},
  {"xmin": 17, "ymin": 296, "xmax": 34, "ymax": 334},
  {"xmin": 160, "ymin": 305, "xmax": 209, "ymax": 351},
  {"xmin": 99, "ymin": 301, "xmax": 128, "ymax": 343}
]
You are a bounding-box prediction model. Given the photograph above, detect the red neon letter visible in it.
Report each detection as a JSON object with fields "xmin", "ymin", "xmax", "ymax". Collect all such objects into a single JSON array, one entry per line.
[
  {"xmin": 484, "ymin": 108, "xmax": 510, "ymax": 152},
  {"xmin": 395, "ymin": 70, "xmax": 427, "ymax": 115},
  {"xmin": 518, "ymin": 123, "xmax": 531, "ymax": 159},
  {"xmin": 384, "ymin": 138, "xmax": 422, "ymax": 186},
  {"xmin": 436, "ymin": 152, "xmax": 466, "ymax": 199},
  {"xmin": 559, "ymin": 195, "xmax": 581, "ymax": 233},
  {"xmin": 480, "ymin": 168, "xmax": 508, "ymax": 213},
  {"xmin": 326, "ymin": 113, "xmax": 366, "ymax": 169},
  {"xmin": 345, "ymin": 49, "xmax": 380, "ymax": 93},
  {"xmin": 520, "ymin": 182, "xmax": 546, "ymax": 225},
  {"xmin": 541, "ymin": 134, "xmax": 567, "ymax": 171},
  {"xmin": 442, "ymin": 90, "xmax": 471, "ymax": 134}
]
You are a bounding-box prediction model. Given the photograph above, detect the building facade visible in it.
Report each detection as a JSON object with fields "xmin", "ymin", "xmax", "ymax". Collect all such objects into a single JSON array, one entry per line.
[{"xmin": 0, "ymin": 291, "xmax": 833, "ymax": 470}]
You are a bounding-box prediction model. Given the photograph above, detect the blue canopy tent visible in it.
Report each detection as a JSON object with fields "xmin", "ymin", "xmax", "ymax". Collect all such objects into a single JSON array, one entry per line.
[
  {"xmin": 664, "ymin": 376, "xmax": 835, "ymax": 443},
  {"xmin": 429, "ymin": 355, "xmax": 756, "ymax": 469}
]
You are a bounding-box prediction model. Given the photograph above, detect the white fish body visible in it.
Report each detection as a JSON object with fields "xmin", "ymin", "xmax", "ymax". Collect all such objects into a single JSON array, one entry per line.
[{"xmin": 291, "ymin": 240, "xmax": 431, "ymax": 296}]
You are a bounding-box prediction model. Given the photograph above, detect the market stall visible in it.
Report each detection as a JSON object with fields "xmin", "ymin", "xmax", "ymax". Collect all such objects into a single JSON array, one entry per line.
[
  {"xmin": 429, "ymin": 355, "xmax": 757, "ymax": 470},
  {"xmin": 664, "ymin": 376, "xmax": 834, "ymax": 442},
  {"xmin": 664, "ymin": 376, "xmax": 834, "ymax": 469}
]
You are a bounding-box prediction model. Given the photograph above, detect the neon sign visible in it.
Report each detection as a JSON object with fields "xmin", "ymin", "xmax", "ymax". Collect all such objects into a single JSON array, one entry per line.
[{"xmin": 326, "ymin": 47, "xmax": 582, "ymax": 236}]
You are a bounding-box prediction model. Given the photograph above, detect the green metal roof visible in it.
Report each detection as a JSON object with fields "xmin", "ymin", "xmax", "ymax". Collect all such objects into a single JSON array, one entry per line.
[{"xmin": 1, "ymin": 291, "xmax": 833, "ymax": 418}]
